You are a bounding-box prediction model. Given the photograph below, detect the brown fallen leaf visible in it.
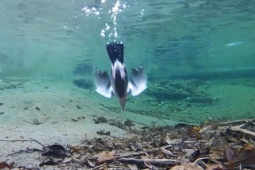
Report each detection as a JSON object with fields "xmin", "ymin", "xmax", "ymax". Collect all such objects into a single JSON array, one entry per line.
[
  {"xmin": 206, "ymin": 163, "xmax": 223, "ymax": 170},
  {"xmin": 170, "ymin": 162, "xmax": 203, "ymax": 170},
  {"xmin": 225, "ymin": 146, "xmax": 235, "ymax": 161},
  {"xmin": 70, "ymin": 146, "xmax": 81, "ymax": 153},
  {"xmin": 97, "ymin": 151, "xmax": 118, "ymax": 164},
  {"xmin": 226, "ymin": 144, "xmax": 255, "ymax": 168},
  {"xmin": 0, "ymin": 161, "xmax": 14, "ymax": 169}
]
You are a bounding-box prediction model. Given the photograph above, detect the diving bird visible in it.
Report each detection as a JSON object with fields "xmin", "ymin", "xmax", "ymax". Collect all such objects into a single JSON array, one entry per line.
[{"xmin": 95, "ymin": 42, "xmax": 147, "ymax": 111}]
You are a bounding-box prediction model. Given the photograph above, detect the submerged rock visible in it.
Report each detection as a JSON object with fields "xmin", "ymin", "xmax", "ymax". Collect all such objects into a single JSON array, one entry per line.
[
  {"xmin": 146, "ymin": 79, "xmax": 217, "ymax": 106},
  {"xmin": 186, "ymin": 96, "xmax": 220, "ymax": 104},
  {"xmin": 146, "ymin": 80, "xmax": 191, "ymax": 102},
  {"xmin": 73, "ymin": 79, "xmax": 94, "ymax": 89},
  {"xmin": 0, "ymin": 81, "xmax": 18, "ymax": 90},
  {"xmin": 73, "ymin": 62, "xmax": 92, "ymax": 75}
]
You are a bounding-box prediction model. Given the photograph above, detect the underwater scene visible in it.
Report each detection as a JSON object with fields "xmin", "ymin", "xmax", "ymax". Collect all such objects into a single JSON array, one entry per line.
[{"xmin": 0, "ymin": 0, "xmax": 255, "ymax": 169}]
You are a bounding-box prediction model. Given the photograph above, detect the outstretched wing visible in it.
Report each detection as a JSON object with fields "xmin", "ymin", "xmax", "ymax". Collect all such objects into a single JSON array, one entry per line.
[
  {"xmin": 128, "ymin": 65, "xmax": 147, "ymax": 96},
  {"xmin": 94, "ymin": 69, "xmax": 114, "ymax": 98}
]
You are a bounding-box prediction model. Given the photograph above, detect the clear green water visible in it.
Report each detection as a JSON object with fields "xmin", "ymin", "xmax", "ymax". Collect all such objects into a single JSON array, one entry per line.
[{"xmin": 0, "ymin": 0, "xmax": 255, "ymax": 124}]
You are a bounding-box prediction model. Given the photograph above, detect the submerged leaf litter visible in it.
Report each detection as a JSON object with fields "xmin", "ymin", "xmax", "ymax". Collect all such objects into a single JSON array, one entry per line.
[{"xmin": 1, "ymin": 118, "xmax": 255, "ymax": 170}]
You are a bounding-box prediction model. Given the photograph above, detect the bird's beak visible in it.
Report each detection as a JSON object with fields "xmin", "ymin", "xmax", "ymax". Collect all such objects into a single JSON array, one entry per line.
[{"xmin": 119, "ymin": 96, "xmax": 126, "ymax": 111}]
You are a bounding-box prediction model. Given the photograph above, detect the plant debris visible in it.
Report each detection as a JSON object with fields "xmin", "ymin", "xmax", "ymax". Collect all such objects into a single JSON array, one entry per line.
[
  {"xmin": 2, "ymin": 119, "xmax": 255, "ymax": 169},
  {"xmin": 0, "ymin": 162, "xmax": 14, "ymax": 169},
  {"xmin": 93, "ymin": 116, "xmax": 108, "ymax": 124},
  {"xmin": 96, "ymin": 130, "xmax": 111, "ymax": 136}
]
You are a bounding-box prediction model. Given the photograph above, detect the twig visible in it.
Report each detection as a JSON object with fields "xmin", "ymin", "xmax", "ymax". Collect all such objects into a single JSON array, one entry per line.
[
  {"xmin": 0, "ymin": 138, "xmax": 45, "ymax": 156},
  {"xmin": 220, "ymin": 119, "xmax": 254, "ymax": 126},
  {"xmin": 29, "ymin": 138, "xmax": 45, "ymax": 147},
  {"xmin": 160, "ymin": 145, "xmax": 176, "ymax": 157},
  {"xmin": 90, "ymin": 148, "xmax": 160, "ymax": 160},
  {"xmin": 8, "ymin": 148, "xmax": 43, "ymax": 156},
  {"xmin": 230, "ymin": 124, "xmax": 255, "ymax": 139},
  {"xmin": 194, "ymin": 157, "xmax": 210, "ymax": 167},
  {"xmin": 119, "ymin": 148, "xmax": 160, "ymax": 158},
  {"xmin": 0, "ymin": 138, "xmax": 45, "ymax": 147},
  {"xmin": 119, "ymin": 158, "xmax": 181, "ymax": 166}
]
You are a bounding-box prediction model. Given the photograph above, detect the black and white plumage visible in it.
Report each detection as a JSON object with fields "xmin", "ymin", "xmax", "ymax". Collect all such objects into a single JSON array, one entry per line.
[{"xmin": 95, "ymin": 42, "xmax": 147, "ymax": 111}]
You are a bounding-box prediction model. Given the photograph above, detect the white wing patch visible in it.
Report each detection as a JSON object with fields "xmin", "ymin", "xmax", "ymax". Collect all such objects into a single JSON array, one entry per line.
[
  {"xmin": 128, "ymin": 66, "xmax": 147, "ymax": 96},
  {"xmin": 95, "ymin": 69, "xmax": 114, "ymax": 98},
  {"xmin": 95, "ymin": 85, "xmax": 114, "ymax": 98}
]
